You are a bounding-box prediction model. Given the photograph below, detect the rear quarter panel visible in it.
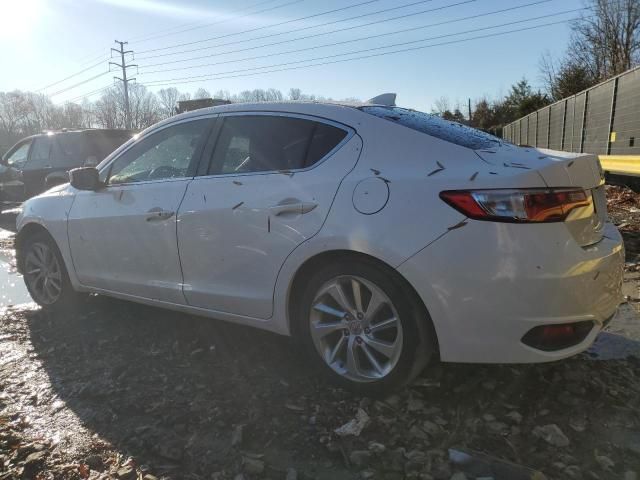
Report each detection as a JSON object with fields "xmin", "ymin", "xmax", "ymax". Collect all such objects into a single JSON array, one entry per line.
[{"xmin": 272, "ymin": 113, "xmax": 551, "ymax": 334}]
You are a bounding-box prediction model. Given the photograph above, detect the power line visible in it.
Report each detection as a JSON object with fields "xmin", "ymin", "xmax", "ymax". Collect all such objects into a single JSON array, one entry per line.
[
  {"xmin": 139, "ymin": 0, "xmax": 483, "ymax": 68},
  {"xmin": 31, "ymin": 1, "xmax": 302, "ymax": 94},
  {"xmin": 35, "ymin": 59, "xmax": 106, "ymax": 93},
  {"xmin": 131, "ymin": 0, "xmax": 296, "ymax": 44},
  {"xmin": 137, "ymin": 0, "xmax": 383, "ymax": 55},
  {"xmin": 62, "ymin": 85, "xmax": 113, "ymax": 104},
  {"xmin": 135, "ymin": 0, "xmax": 446, "ymax": 61},
  {"xmin": 141, "ymin": 10, "xmax": 580, "ymax": 85},
  {"xmin": 143, "ymin": 18, "xmax": 578, "ymax": 88},
  {"xmin": 47, "ymin": 71, "xmax": 110, "ymax": 97},
  {"xmin": 41, "ymin": 0, "xmax": 290, "ymax": 87},
  {"xmin": 139, "ymin": 0, "xmax": 555, "ymax": 75}
]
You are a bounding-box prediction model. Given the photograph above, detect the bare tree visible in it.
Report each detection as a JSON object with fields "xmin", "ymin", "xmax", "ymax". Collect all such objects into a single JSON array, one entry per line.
[
  {"xmin": 431, "ymin": 96, "xmax": 451, "ymax": 115},
  {"xmin": 288, "ymin": 88, "xmax": 302, "ymax": 100},
  {"xmin": 157, "ymin": 87, "xmax": 180, "ymax": 118},
  {"xmin": 128, "ymin": 83, "xmax": 161, "ymax": 129},
  {"xmin": 93, "ymin": 89, "xmax": 121, "ymax": 129},
  {"xmin": 193, "ymin": 88, "xmax": 211, "ymax": 99},
  {"xmin": 570, "ymin": 0, "xmax": 640, "ymax": 80},
  {"xmin": 213, "ymin": 89, "xmax": 231, "ymax": 100}
]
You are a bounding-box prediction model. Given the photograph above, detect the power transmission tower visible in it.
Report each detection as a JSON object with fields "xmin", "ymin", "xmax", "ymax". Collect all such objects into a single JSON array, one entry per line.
[{"xmin": 110, "ymin": 40, "xmax": 137, "ymax": 129}]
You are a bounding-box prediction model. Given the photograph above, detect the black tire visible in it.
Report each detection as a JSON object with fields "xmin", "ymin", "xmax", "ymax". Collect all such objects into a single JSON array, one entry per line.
[
  {"xmin": 21, "ymin": 231, "xmax": 84, "ymax": 312},
  {"xmin": 296, "ymin": 257, "xmax": 436, "ymax": 395}
]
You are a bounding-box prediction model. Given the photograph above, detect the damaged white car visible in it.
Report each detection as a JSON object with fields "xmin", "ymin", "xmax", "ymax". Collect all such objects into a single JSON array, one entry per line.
[{"xmin": 15, "ymin": 95, "xmax": 624, "ymax": 393}]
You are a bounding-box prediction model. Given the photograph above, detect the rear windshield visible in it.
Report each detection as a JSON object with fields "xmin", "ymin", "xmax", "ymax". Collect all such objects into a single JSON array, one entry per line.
[{"xmin": 360, "ymin": 106, "xmax": 505, "ymax": 150}]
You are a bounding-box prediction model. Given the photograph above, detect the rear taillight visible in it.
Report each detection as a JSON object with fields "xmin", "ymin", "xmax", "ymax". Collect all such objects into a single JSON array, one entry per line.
[
  {"xmin": 439, "ymin": 188, "xmax": 591, "ymax": 223},
  {"xmin": 521, "ymin": 321, "xmax": 594, "ymax": 351}
]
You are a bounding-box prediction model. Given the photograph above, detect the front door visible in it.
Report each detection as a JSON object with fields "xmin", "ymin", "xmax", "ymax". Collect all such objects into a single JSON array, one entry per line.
[
  {"xmin": 178, "ymin": 113, "xmax": 360, "ymax": 319},
  {"xmin": 67, "ymin": 118, "xmax": 213, "ymax": 303},
  {"xmin": 1, "ymin": 139, "xmax": 33, "ymax": 202}
]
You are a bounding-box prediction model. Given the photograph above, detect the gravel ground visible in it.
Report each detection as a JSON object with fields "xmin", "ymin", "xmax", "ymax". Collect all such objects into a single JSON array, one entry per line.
[{"xmin": 1, "ymin": 188, "xmax": 640, "ymax": 480}]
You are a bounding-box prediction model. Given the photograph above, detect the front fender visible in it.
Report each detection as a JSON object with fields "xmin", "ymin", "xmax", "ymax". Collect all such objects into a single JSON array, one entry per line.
[{"xmin": 17, "ymin": 187, "xmax": 82, "ymax": 289}]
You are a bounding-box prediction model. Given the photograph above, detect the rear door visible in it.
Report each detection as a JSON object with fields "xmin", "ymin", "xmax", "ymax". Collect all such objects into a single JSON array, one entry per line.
[
  {"xmin": 68, "ymin": 118, "xmax": 213, "ymax": 303},
  {"xmin": 177, "ymin": 113, "xmax": 360, "ymax": 319},
  {"xmin": 1, "ymin": 139, "xmax": 33, "ymax": 202}
]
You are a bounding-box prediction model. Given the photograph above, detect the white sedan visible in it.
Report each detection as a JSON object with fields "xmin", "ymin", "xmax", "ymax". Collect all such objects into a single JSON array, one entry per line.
[{"xmin": 15, "ymin": 95, "xmax": 624, "ymax": 393}]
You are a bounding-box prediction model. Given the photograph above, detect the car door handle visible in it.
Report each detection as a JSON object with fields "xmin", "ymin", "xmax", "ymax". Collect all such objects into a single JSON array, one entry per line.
[
  {"xmin": 269, "ymin": 201, "xmax": 317, "ymax": 216},
  {"xmin": 146, "ymin": 208, "xmax": 175, "ymax": 221}
]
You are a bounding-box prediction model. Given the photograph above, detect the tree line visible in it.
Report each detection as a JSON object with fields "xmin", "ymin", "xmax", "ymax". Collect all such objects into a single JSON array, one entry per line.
[{"xmin": 0, "ymin": 85, "xmax": 351, "ymax": 155}]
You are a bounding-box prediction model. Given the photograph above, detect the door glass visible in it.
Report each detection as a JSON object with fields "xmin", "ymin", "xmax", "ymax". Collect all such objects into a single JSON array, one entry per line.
[
  {"xmin": 52, "ymin": 132, "xmax": 89, "ymax": 168},
  {"xmin": 5, "ymin": 142, "xmax": 32, "ymax": 169},
  {"xmin": 27, "ymin": 137, "xmax": 52, "ymax": 169},
  {"xmin": 209, "ymin": 115, "xmax": 347, "ymax": 175},
  {"xmin": 108, "ymin": 120, "xmax": 209, "ymax": 184}
]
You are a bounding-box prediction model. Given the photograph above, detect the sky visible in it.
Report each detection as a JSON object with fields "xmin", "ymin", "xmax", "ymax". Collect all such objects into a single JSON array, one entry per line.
[{"xmin": 0, "ymin": 0, "xmax": 586, "ymax": 112}]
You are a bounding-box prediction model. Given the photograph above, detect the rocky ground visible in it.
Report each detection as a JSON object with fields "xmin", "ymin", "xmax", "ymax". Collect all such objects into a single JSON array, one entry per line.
[{"xmin": 1, "ymin": 188, "xmax": 640, "ymax": 480}]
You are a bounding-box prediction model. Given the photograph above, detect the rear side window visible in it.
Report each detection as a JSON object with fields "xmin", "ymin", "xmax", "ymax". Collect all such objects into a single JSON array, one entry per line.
[
  {"xmin": 208, "ymin": 115, "xmax": 348, "ymax": 175},
  {"xmin": 360, "ymin": 106, "xmax": 504, "ymax": 150},
  {"xmin": 54, "ymin": 133, "xmax": 88, "ymax": 165},
  {"xmin": 28, "ymin": 137, "xmax": 52, "ymax": 168}
]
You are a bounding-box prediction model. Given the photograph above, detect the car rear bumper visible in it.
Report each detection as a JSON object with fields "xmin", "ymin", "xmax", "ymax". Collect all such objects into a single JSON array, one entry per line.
[{"xmin": 397, "ymin": 220, "xmax": 624, "ymax": 363}]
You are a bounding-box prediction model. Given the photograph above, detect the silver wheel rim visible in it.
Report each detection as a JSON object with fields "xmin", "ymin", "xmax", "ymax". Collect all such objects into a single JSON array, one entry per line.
[
  {"xmin": 309, "ymin": 275, "xmax": 403, "ymax": 383},
  {"xmin": 24, "ymin": 242, "xmax": 63, "ymax": 305}
]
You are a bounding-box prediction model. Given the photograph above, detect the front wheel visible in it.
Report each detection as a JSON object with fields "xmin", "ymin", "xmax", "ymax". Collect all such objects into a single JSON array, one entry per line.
[
  {"xmin": 21, "ymin": 232, "xmax": 81, "ymax": 310},
  {"xmin": 297, "ymin": 259, "xmax": 435, "ymax": 394}
]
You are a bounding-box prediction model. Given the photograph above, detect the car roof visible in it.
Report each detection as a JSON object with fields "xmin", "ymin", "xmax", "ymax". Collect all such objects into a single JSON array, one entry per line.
[
  {"xmin": 150, "ymin": 99, "xmax": 397, "ymax": 136},
  {"xmin": 175, "ymin": 99, "xmax": 382, "ymax": 118},
  {"xmin": 27, "ymin": 129, "xmax": 134, "ymax": 140}
]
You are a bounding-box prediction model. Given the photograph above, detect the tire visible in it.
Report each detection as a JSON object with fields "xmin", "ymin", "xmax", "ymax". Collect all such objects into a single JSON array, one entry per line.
[
  {"xmin": 296, "ymin": 257, "xmax": 436, "ymax": 394},
  {"xmin": 21, "ymin": 231, "xmax": 83, "ymax": 311}
]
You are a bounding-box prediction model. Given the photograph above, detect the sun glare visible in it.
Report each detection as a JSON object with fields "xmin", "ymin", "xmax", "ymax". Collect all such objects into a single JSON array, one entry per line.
[{"xmin": 0, "ymin": 0, "xmax": 44, "ymax": 38}]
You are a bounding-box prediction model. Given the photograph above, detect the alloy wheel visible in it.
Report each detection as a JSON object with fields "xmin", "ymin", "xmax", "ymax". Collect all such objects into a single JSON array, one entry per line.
[
  {"xmin": 309, "ymin": 275, "xmax": 403, "ymax": 382},
  {"xmin": 24, "ymin": 242, "xmax": 63, "ymax": 305}
]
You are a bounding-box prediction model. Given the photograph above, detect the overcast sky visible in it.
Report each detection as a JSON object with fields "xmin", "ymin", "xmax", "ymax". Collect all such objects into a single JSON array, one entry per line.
[{"xmin": 1, "ymin": 0, "xmax": 584, "ymax": 111}]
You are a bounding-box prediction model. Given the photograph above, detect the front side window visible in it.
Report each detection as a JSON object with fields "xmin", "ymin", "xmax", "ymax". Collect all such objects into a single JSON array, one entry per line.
[
  {"xmin": 5, "ymin": 141, "xmax": 32, "ymax": 168},
  {"xmin": 107, "ymin": 120, "xmax": 210, "ymax": 185},
  {"xmin": 208, "ymin": 115, "xmax": 348, "ymax": 175}
]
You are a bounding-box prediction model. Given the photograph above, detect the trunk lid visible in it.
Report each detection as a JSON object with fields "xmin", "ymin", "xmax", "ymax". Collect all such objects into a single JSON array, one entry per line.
[{"xmin": 475, "ymin": 145, "xmax": 606, "ymax": 247}]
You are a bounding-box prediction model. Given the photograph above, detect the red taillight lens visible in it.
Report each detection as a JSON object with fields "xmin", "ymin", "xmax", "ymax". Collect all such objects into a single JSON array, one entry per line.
[{"xmin": 440, "ymin": 188, "xmax": 591, "ymax": 223}]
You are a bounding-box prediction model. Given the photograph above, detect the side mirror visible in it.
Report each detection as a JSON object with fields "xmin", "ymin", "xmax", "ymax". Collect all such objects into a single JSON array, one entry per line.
[{"xmin": 69, "ymin": 167, "xmax": 101, "ymax": 191}]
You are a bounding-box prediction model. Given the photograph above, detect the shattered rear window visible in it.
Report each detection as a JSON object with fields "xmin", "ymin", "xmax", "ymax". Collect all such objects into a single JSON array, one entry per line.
[{"xmin": 360, "ymin": 106, "xmax": 505, "ymax": 150}]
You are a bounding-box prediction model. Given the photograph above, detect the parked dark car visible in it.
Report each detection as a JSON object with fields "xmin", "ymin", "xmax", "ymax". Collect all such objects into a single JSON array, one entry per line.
[{"xmin": 0, "ymin": 129, "xmax": 133, "ymax": 203}]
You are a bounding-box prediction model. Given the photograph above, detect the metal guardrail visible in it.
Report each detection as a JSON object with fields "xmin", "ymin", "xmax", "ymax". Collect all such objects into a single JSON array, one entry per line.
[{"xmin": 599, "ymin": 155, "xmax": 640, "ymax": 176}]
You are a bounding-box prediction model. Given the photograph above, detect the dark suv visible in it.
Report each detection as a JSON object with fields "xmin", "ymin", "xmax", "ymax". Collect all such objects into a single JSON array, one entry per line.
[{"xmin": 0, "ymin": 129, "xmax": 132, "ymax": 203}]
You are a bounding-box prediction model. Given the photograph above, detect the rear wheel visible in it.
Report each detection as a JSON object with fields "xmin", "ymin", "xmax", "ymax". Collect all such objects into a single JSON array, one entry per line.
[
  {"xmin": 21, "ymin": 232, "xmax": 81, "ymax": 310},
  {"xmin": 297, "ymin": 259, "xmax": 435, "ymax": 394}
]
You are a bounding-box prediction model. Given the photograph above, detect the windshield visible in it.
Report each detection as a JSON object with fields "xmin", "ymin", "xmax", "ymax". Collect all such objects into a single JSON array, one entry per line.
[{"xmin": 360, "ymin": 106, "xmax": 506, "ymax": 150}]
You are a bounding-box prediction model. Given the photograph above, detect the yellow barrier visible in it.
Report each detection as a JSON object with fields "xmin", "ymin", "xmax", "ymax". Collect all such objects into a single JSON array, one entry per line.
[{"xmin": 599, "ymin": 155, "xmax": 640, "ymax": 176}]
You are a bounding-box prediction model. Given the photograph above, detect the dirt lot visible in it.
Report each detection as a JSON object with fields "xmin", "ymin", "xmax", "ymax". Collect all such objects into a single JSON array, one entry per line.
[{"xmin": 2, "ymin": 187, "xmax": 640, "ymax": 480}]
